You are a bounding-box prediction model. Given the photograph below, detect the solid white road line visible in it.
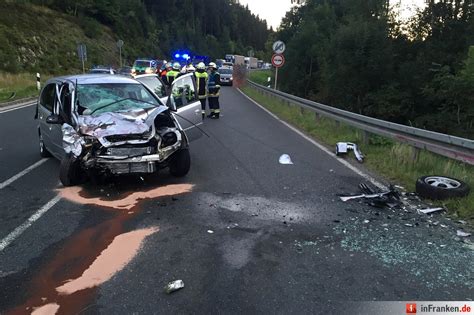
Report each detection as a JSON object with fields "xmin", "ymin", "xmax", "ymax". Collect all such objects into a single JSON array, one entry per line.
[
  {"xmin": 237, "ymin": 88, "xmax": 386, "ymax": 190},
  {"xmin": 0, "ymin": 101, "xmax": 36, "ymax": 114},
  {"xmin": 0, "ymin": 159, "xmax": 48, "ymax": 190},
  {"xmin": 0, "ymin": 194, "xmax": 61, "ymax": 251}
]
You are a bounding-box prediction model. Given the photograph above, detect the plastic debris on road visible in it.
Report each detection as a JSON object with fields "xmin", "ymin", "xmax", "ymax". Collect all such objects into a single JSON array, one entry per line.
[
  {"xmin": 164, "ymin": 280, "xmax": 184, "ymax": 294},
  {"xmin": 279, "ymin": 154, "xmax": 294, "ymax": 165},
  {"xmin": 207, "ymin": 230, "xmax": 214, "ymax": 234},
  {"xmin": 457, "ymin": 230, "xmax": 472, "ymax": 237},
  {"xmin": 339, "ymin": 183, "xmax": 400, "ymax": 208},
  {"xmin": 418, "ymin": 207, "xmax": 445, "ymax": 214},
  {"xmin": 336, "ymin": 142, "xmax": 364, "ymax": 163}
]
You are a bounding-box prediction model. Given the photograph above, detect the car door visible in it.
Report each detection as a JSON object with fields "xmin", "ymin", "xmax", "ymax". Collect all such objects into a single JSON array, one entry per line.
[
  {"xmin": 169, "ymin": 74, "xmax": 203, "ymax": 141},
  {"xmin": 135, "ymin": 75, "xmax": 168, "ymax": 103},
  {"xmin": 37, "ymin": 82, "xmax": 57, "ymax": 155}
]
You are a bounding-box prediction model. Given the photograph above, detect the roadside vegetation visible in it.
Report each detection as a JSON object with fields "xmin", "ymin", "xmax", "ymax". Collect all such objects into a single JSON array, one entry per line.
[
  {"xmin": 0, "ymin": 73, "xmax": 41, "ymax": 103},
  {"xmin": 271, "ymin": 0, "xmax": 474, "ymax": 138},
  {"xmin": 241, "ymin": 84, "xmax": 474, "ymax": 220},
  {"xmin": 248, "ymin": 70, "xmax": 273, "ymax": 86}
]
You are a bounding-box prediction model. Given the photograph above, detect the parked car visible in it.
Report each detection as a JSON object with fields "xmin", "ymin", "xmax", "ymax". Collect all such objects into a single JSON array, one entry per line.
[
  {"xmin": 36, "ymin": 74, "xmax": 203, "ymax": 186},
  {"xmin": 89, "ymin": 67, "xmax": 116, "ymax": 75},
  {"xmin": 132, "ymin": 59, "xmax": 159, "ymax": 76},
  {"xmin": 219, "ymin": 67, "xmax": 233, "ymax": 86},
  {"xmin": 117, "ymin": 66, "xmax": 133, "ymax": 77}
]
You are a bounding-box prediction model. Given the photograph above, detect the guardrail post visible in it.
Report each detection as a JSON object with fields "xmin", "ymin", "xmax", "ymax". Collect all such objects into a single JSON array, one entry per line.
[
  {"xmin": 412, "ymin": 147, "xmax": 420, "ymax": 162},
  {"xmin": 363, "ymin": 130, "xmax": 370, "ymax": 145},
  {"xmin": 314, "ymin": 112, "xmax": 320, "ymax": 123},
  {"xmin": 300, "ymin": 106, "xmax": 304, "ymax": 115}
]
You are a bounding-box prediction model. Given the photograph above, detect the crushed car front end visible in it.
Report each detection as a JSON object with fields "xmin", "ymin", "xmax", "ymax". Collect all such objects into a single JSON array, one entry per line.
[{"xmin": 65, "ymin": 108, "xmax": 187, "ymax": 177}]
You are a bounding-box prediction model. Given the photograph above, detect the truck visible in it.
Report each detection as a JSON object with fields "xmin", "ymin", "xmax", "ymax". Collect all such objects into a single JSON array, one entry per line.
[
  {"xmin": 233, "ymin": 55, "xmax": 245, "ymax": 66},
  {"xmin": 248, "ymin": 57, "xmax": 258, "ymax": 69}
]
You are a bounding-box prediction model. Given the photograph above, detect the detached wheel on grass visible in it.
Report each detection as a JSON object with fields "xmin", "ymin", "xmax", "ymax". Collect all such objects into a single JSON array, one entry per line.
[
  {"xmin": 169, "ymin": 148, "xmax": 191, "ymax": 177},
  {"xmin": 59, "ymin": 153, "xmax": 83, "ymax": 187},
  {"xmin": 416, "ymin": 175, "xmax": 470, "ymax": 200}
]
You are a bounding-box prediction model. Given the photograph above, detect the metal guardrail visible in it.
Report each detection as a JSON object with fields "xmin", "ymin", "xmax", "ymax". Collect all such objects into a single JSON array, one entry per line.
[{"xmin": 247, "ymin": 80, "xmax": 474, "ymax": 165}]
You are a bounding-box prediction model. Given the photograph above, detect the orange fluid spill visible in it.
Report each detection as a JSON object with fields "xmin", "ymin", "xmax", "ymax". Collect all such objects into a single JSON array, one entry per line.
[
  {"xmin": 7, "ymin": 184, "xmax": 193, "ymax": 315},
  {"xmin": 59, "ymin": 184, "xmax": 193, "ymax": 210},
  {"xmin": 31, "ymin": 303, "xmax": 59, "ymax": 315},
  {"xmin": 56, "ymin": 227, "xmax": 158, "ymax": 295}
]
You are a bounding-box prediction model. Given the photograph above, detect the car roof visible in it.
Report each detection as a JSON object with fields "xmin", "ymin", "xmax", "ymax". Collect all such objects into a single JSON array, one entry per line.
[{"xmin": 46, "ymin": 74, "xmax": 140, "ymax": 85}]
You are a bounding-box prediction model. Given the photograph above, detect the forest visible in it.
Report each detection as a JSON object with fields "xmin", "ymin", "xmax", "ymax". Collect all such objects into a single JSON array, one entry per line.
[
  {"xmin": 274, "ymin": 0, "xmax": 474, "ymax": 137},
  {"xmin": 1, "ymin": 0, "xmax": 270, "ymax": 69}
]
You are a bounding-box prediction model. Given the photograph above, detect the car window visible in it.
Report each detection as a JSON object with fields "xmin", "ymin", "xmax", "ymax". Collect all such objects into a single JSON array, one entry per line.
[
  {"xmin": 220, "ymin": 68, "xmax": 233, "ymax": 74},
  {"xmin": 137, "ymin": 76, "xmax": 166, "ymax": 98},
  {"xmin": 171, "ymin": 76, "xmax": 197, "ymax": 109},
  {"xmin": 40, "ymin": 83, "xmax": 56, "ymax": 111},
  {"xmin": 77, "ymin": 83, "xmax": 161, "ymax": 116},
  {"xmin": 134, "ymin": 61, "xmax": 151, "ymax": 68}
]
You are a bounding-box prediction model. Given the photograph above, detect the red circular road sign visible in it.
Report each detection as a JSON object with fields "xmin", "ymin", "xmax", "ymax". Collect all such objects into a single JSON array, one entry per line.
[{"xmin": 272, "ymin": 54, "xmax": 285, "ymax": 68}]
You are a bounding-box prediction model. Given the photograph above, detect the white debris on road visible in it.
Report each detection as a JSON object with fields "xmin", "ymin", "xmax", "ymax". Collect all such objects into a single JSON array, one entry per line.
[{"xmin": 279, "ymin": 154, "xmax": 294, "ymax": 165}]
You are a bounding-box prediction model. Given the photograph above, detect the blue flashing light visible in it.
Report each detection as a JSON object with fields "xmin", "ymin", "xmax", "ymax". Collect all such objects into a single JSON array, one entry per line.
[
  {"xmin": 175, "ymin": 53, "xmax": 181, "ymax": 59},
  {"xmin": 182, "ymin": 54, "xmax": 189, "ymax": 60}
]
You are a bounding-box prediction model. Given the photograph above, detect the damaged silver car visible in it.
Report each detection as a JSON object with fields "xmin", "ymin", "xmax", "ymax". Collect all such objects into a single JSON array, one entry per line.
[{"xmin": 36, "ymin": 74, "xmax": 203, "ymax": 186}]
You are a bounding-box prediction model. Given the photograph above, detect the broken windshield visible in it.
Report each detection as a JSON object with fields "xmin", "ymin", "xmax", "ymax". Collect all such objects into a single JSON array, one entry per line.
[{"xmin": 77, "ymin": 83, "xmax": 161, "ymax": 116}]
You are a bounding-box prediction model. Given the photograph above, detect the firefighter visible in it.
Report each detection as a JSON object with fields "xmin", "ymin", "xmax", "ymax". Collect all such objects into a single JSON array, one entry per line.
[
  {"xmin": 186, "ymin": 64, "xmax": 196, "ymax": 73},
  {"xmin": 194, "ymin": 62, "xmax": 208, "ymax": 119},
  {"xmin": 162, "ymin": 62, "xmax": 172, "ymax": 85},
  {"xmin": 166, "ymin": 62, "xmax": 181, "ymax": 86},
  {"xmin": 207, "ymin": 62, "xmax": 221, "ymax": 119}
]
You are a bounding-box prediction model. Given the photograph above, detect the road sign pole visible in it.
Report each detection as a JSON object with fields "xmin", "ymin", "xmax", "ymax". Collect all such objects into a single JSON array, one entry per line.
[
  {"xmin": 82, "ymin": 58, "xmax": 85, "ymax": 74},
  {"xmin": 274, "ymin": 67, "xmax": 278, "ymax": 90},
  {"xmin": 119, "ymin": 46, "xmax": 122, "ymax": 67}
]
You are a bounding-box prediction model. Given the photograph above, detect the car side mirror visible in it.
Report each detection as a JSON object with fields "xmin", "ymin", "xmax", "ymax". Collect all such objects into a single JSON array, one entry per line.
[
  {"xmin": 166, "ymin": 96, "xmax": 177, "ymax": 112},
  {"xmin": 46, "ymin": 114, "xmax": 64, "ymax": 125}
]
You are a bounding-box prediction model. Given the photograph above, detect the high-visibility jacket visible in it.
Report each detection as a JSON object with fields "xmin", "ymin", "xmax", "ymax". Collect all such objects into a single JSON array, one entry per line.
[
  {"xmin": 194, "ymin": 71, "xmax": 208, "ymax": 99},
  {"xmin": 166, "ymin": 70, "xmax": 180, "ymax": 85},
  {"xmin": 208, "ymin": 71, "xmax": 221, "ymax": 97}
]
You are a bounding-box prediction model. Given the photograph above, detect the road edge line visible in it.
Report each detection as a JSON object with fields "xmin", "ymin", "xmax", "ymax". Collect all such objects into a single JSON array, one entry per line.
[
  {"xmin": 237, "ymin": 88, "xmax": 386, "ymax": 190},
  {"xmin": 0, "ymin": 101, "xmax": 36, "ymax": 114},
  {"xmin": 0, "ymin": 195, "xmax": 61, "ymax": 251},
  {"xmin": 0, "ymin": 159, "xmax": 48, "ymax": 190}
]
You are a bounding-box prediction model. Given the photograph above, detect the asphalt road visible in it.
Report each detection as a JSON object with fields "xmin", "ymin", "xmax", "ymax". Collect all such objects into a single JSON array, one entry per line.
[{"xmin": 0, "ymin": 88, "xmax": 472, "ymax": 315}]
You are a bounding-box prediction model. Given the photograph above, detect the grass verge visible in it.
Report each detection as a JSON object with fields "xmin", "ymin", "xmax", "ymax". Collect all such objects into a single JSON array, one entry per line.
[
  {"xmin": 0, "ymin": 72, "xmax": 42, "ymax": 103},
  {"xmin": 241, "ymin": 84, "xmax": 474, "ymax": 220},
  {"xmin": 248, "ymin": 70, "xmax": 273, "ymax": 86}
]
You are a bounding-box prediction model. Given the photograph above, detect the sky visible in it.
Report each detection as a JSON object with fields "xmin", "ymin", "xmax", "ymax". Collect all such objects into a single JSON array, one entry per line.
[{"xmin": 238, "ymin": 0, "xmax": 426, "ymax": 29}]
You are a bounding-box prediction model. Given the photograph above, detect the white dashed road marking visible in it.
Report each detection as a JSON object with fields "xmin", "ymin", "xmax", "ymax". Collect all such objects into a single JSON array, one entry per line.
[
  {"xmin": 0, "ymin": 195, "xmax": 61, "ymax": 251},
  {"xmin": 0, "ymin": 159, "xmax": 48, "ymax": 190}
]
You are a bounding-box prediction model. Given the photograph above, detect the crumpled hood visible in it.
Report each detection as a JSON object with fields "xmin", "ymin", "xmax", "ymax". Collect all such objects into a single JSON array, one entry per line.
[{"xmin": 77, "ymin": 106, "xmax": 168, "ymax": 139}]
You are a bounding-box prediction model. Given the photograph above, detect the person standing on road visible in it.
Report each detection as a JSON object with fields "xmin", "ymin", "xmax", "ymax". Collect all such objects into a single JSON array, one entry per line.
[
  {"xmin": 207, "ymin": 62, "xmax": 221, "ymax": 119},
  {"xmin": 166, "ymin": 62, "xmax": 181, "ymax": 86},
  {"xmin": 194, "ymin": 62, "xmax": 208, "ymax": 119},
  {"xmin": 162, "ymin": 62, "xmax": 172, "ymax": 85}
]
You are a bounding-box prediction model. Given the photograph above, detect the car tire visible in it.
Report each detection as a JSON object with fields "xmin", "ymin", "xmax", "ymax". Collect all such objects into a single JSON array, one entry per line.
[
  {"xmin": 416, "ymin": 175, "xmax": 470, "ymax": 200},
  {"xmin": 169, "ymin": 148, "xmax": 191, "ymax": 177},
  {"xmin": 39, "ymin": 131, "xmax": 52, "ymax": 158},
  {"xmin": 59, "ymin": 153, "xmax": 82, "ymax": 187}
]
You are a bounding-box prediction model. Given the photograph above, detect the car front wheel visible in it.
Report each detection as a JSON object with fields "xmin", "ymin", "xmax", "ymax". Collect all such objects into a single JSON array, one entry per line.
[
  {"xmin": 59, "ymin": 153, "xmax": 83, "ymax": 186},
  {"xmin": 169, "ymin": 148, "xmax": 191, "ymax": 177}
]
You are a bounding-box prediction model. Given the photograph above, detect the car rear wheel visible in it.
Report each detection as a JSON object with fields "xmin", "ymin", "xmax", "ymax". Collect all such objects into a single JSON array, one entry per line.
[
  {"xmin": 39, "ymin": 132, "xmax": 52, "ymax": 158},
  {"xmin": 169, "ymin": 148, "xmax": 191, "ymax": 177},
  {"xmin": 59, "ymin": 153, "xmax": 83, "ymax": 186}
]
